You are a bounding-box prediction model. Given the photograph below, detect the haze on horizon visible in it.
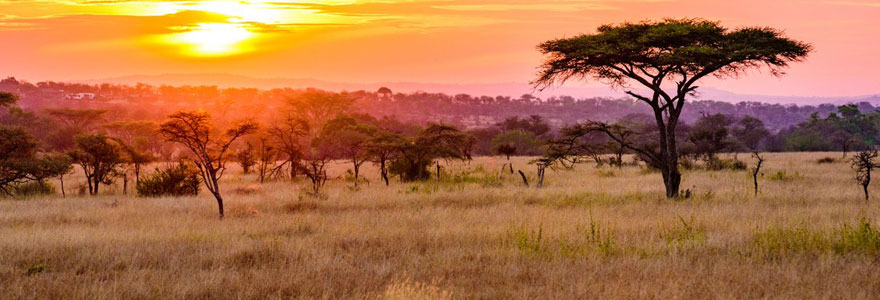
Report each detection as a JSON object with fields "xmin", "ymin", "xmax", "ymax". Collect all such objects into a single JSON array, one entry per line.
[{"xmin": 1, "ymin": 0, "xmax": 878, "ymax": 98}]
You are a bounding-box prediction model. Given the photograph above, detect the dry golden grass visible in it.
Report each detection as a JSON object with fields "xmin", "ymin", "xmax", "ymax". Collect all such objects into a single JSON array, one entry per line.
[{"xmin": 2, "ymin": 152, "xmax": 880, "ymax": 299}]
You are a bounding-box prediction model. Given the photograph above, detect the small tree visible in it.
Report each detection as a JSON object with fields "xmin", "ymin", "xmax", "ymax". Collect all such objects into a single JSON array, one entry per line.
[
  {"xmin": 159, "ymin": 111, "xmax": 258, "ymax": 218},
  {"xmin": 366, "ymin": 131, "xmax": 404, "ymax": 186},
  {"xmin": 0, "ymin": 127, "xmax": 72, "ymax": 197},
  {"xmin": 542, "ymin": 121, "xmax": 633, "ymax": 169},
  {"xmin": 268, "ymin": 116, "xmax": 309, "ymax": 179},
  {"xmin": 255, "ymin": 135, "xmax": 279, "ymax": 184},
  {"xmin": 751, "ymin": 152, "xmax": 765, "ymax": 196},
  {"xmin": 317, "ymin": 115, "xmax": 376, "ymax": 187},
  {"xmin": 67, "ymin": 134, "xmax": 125, "ymax": 195},
  {"xmin": 852, "ymin": 149, "xmax": 878, "ymax": 201},
  {"xmin": 492, "ymin": 130, "xmax": 540, "ymax": 160},
  {"xmin": 389, "ymin": 124, "xmax": 473, "ymax": 181},
  {"xmin": 236, "ymin": 142, "xmax": 257, "ymax": 174},
  {"xmin": 689, "ymin": 113, "xmax": 735, "ymax": 162},
  {"xmin": 300, "ymin": 140, "xmax": 333, "ymax": 195}
]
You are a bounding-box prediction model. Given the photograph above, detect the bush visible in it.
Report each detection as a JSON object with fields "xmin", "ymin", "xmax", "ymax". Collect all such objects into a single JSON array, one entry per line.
[
  {"xmin": 705, "ymin": 158, "xmax": 747, "ymax": 170},
  {"xmin": 136, "ymin": 163, "xmax": 200, "ymax": 197},
  {"xmin": 13, "ymin": 181, "xmax": 56, "ymax": 197},
  {"xmin": 816, "ymin": 157, "xmax": 836, "ymax": 164}
]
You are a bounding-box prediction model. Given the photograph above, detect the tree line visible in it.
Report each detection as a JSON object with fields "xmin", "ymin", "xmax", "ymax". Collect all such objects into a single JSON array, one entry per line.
[{"xmin": 7, "ymin": 18, "xmax": 880, "ymax": 215}]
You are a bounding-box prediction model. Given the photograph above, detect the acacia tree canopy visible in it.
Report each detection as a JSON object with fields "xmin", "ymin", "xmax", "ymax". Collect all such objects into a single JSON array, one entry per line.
[{"xmin": 534, "ymin": 18, "xmax": 811, "ymax": 198}]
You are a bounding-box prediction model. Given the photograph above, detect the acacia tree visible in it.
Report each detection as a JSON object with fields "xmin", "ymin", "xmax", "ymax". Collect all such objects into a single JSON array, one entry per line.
[
  {"xmin": 389, "ymin": 124, "xmax": 473, "ymax": 181},
  {"xmin": 255, "ymin": 135, "xmax": 279, "ymax": 184},
  {"xmin": 366, "ymin": 131, "xmax": 403, "ymax": 186},
  {"xmin": 268, "ymin": 116, "xmax": 309, "ymax": 179},
  {"xmin": 68, "ymin": 134, "xmax": 125, "ymax": 195},
  {"xmin": 0, "ymin": 127, "xmax": 72, "ymax": 196},
  {"xmin": 535, "ymin": 19, "xmax": 811, "ymax": 198},
  {"xmin": 318, "ymin": 116, "xmax": 376, "ymax": 187},
  {"xmin": 159, "ymin": 111, "xmax": 258, "ymax": 218}
]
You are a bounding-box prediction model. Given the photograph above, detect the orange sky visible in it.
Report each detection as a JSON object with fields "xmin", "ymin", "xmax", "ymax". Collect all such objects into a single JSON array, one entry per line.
[{"xmin": 1, "ymin": 0, "xmax": 878, "ymax": 97}]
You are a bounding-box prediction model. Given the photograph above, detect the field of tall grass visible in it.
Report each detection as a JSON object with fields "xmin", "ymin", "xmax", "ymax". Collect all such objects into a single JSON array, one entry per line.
[{"xmin": 2, "ymin": 152, "xmax": 880, "ymax": 299}]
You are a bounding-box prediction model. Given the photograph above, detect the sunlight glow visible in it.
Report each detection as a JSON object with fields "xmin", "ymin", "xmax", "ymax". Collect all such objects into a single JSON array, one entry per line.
[
  {"xmin": 184, "ymin": 1, "xmax": 285, "ymax": 24},
  {"xmin": 166, "ymin": 23, "xmax": 256, "ymax": 57}
]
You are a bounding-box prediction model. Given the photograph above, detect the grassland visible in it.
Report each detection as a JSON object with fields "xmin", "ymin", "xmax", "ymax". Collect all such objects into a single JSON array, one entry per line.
[{"xmin": 2, "ymin": 152, "xmax": 880, "ymax": 299}]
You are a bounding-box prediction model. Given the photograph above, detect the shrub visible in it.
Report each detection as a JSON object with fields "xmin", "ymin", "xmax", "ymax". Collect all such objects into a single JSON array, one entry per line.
[
  {"xmin": 750, "ymin": 219, "xmax": 880, "ymax": 256},
  {"xmin": 13, "ymin": 181, "xmax": 56, "ymax": 197},
  {"xmin": 136, "ymin": 163, "xmax": 200, "ymax": 197},
  {"xmin": 705, "ymin": 158, "xmax": 747, "ymax": 170},
  {"xmin": 660, "ymin": 216, "xmax": 707, "ymax": 250},
  {"xmin": 816, "ymin": 157, "xmax": 836, "ymax": 164},
  {"xmin": 768, "ymin": 170, "xmax": 802, "ymax": 181}
]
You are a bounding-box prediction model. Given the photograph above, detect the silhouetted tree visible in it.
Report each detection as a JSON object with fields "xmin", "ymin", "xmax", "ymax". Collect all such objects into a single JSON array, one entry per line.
[
  {"xmin": 159, "ymin": 111, "xmax": 258, "ymax": 218},
  {"xmin": 0, "ymin": 127, "xmax": 71, "ymax": 197},
  {"xmin": 317, "ymin": 115, "xmax": 376, "ymax": 187},
  {"xmin": 255, "ymin": 135, "xmax": 279, "ymax": 184},
  {"xmin": 535, "ymin": 19, "xmax": 811, "ymax": 197},
  {"xmin": 366, "ymin": 131, "xmax": 404, "ymax": 186},
  {"xmin": 268, "ymin": 116, "xmax": 309, "ymax": 179},
  {"xmin": 68, "ymin": 134, "xmax": 125, "ymax": 195},
  {"xmin": 853, "ymin": 149, "xmax": 878, "ymax": 201},
  {"xmin": 389, "ymin": 124, "xmax": 473, "ymax": 181},
  {"xmin": 236, "ymin": 142, "xmax": 256, "ymax": 174},
  {"xmin": 751, "ymin": 152, "xmax": 765, "ymax": 196}
]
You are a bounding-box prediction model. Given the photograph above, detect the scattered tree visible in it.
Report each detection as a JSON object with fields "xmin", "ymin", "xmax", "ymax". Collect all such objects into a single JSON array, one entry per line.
[
  {"xmin": 67, "ymin": 134, "xmax": 125, "ymax": 195},
  {"xmin": 317, "ymin": 115, "xmax": 376, "ymax": 187},
  {"xmin": 159, "ymin": 111, "xmax": 258, "ymax": 218},
  {"xmin": 366, "ymin": 131, "xmax": 404, "ymax": 186},
  {"xmin": 852, "ymin": 149, "xmax": 878, "ymax": 201},
  {"xmin": 236, "ymin": 142, "xmax": 257, "ymax": 174},
  {"xmin": 751, "ymin": 152, "xmax": 765, "ymax": 196}
]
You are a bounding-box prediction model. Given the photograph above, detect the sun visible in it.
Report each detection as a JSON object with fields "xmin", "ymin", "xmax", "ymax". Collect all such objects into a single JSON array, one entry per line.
[
  {"xmin": 153, "ymin": 1, "xmax": 286, "ymax": 57},
  {"xmin": 164, "ymin": 23, "xmax": 257, "ymax": 57}
]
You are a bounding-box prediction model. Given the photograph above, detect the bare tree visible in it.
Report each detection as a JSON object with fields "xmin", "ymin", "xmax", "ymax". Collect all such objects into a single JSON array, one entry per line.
[
  {"xmin": 159, "ymin": 111, "xmax": 258, "ymax": 218},
  {"xmin": 255, "ymin": 135, "xmax": 279, "ymax": 184},
  {"xmin": 268, "ymin": 115, "xmax": 309, "ymax": 180},
  {"xmin": 852, "ymin": 149, "xmax": 878, "ymax": 201},
  {"xmin": 751, "ymin": 152, "xmax": 765, "ymax": 196}
]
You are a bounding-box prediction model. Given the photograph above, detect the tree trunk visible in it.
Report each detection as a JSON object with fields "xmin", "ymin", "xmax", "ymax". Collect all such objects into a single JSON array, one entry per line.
[
  {"xmin": 60, "ymin": 174, "xmax": 66, "ymax": 198},
  {"xmin": 123, "ymin": 173, "xmax": 128, "ymax": 195},
  {"xmin": 537, "ymin": 166, "xmax": 545, "ymax": 188},
  {"xmin": 213, "ymin": 191, "xmax": 225, "ymax": 218},
  {"xmin": 135, "ymin": 164, "xmax": 141, "ymax": 185},
  {"xmin": 380, "ymin": 160, "xmax": 389, "ymax": 186},
  {"xmin": 208, "ymin": 174, "xmax": 224, "ymax": 218},
  {"xmin": 865, "ymin": 169, "xmax": 871, "ymax": 201},
  {"xmin": 753, "ymin": 171, "xmax": 759, "ymax": 196},
  {"xmin": 352, "ymin": 160, "xmax": 359, "ymax": 187},
  {"xmin": 518, "ymin": 170, "xmax": 529, "ymax": 187}
]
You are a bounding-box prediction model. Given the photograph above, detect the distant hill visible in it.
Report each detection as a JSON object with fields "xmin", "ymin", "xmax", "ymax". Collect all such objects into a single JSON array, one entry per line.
[{"xmin": 82, "ymin": 73, "xmax": 880, "ymax": 106}]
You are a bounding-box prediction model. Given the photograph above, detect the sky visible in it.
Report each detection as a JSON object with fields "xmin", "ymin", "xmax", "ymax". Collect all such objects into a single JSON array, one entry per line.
[{"xmin": 0, "ymin": 0, "xmax": 878, "ymax": 98}]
